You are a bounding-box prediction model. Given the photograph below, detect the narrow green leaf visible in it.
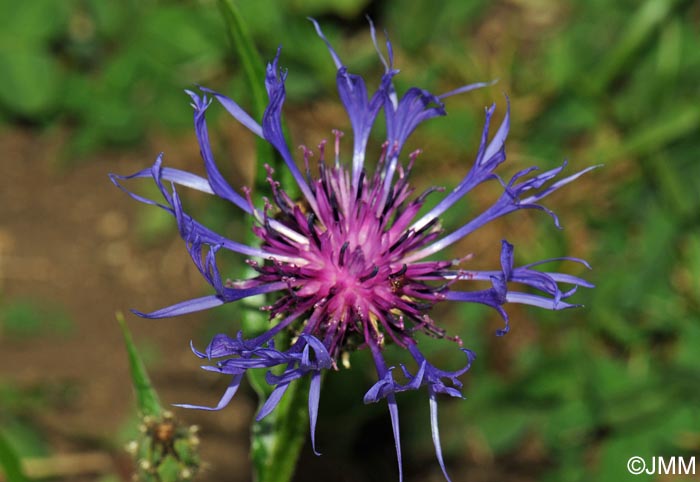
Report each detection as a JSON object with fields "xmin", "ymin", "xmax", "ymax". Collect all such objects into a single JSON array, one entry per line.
[
  {"xmin": 117, "ymin": 312, "xmax": 163, "ymax": 418},
  {"xmin": 0, "ymin": 47, "xmax": 62, "ymax": 118},
  {"xmin": 250, "ymin": 377, "xmax": 310, "ymax": 482},
  {"xmin": 217, "ymin": 0, "xmax": 266, "ymax": 120},
  {"xmin": 0, "ymin": 430, "xmax": 29, "ymax": 482},
  {"xmin": 217, "ymin": 0, "xmax": 274, "ymax": 188},
  {"xmin": 656, "ymin": 16, "xmax": 682, "ymax": 81},
  {"xmin": 217, "ymin": 0, "xmax": 297, "ymax": 198},
  {"xmin": 219, "ymin": 0, "xmax": 275, "ymax": 402},
  {"xmin": 597, "ymin": 105, "xmax": 699, "ymax": 163},
  {"xmin": 217, "ymin": 6, "xmax": 308, "ymax": 481},
  {"xmin": 589, "ymin": 0, "xmax": 686, "ymax": 94}
]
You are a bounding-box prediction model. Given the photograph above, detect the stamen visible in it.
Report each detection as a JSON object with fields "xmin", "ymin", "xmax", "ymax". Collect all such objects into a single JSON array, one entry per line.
[
  {"xmin": 415, "ymin": 217, "xmax": 439, "ymax": 236},
  {"xmin": 332, "ymin": 129, "xmax": 344, "ymax": 167},
  {"xmin": 338, "ymin": 241, "xmax": 350, "ymax": 267},
  {"xmin": 359, "ymin": 265, "xmax": 379, "ymax": 282},
  {"xmin": 390, "ymin": 140, "xmax": 400, "ymax": 158},
  {"xmin": 307, "ymin": 213, "xmax": 321, "ymax": 247},
  {"xmin": 318, "ymin": 139, "xmax": 327, "ymax": 164},
  {"xmin": 242, "ymin": 186, "xmax": 255, "ymax": 210},
  {"xmin": 407, "ymin": 149, "xmax": 422, "ymax": 175},
  {"xmin": 415, "ymin": 186, "xmax": 445, "ymax": 204},
  {"xmin": 451, "ymin": 253, "xmax": 474, "ymax": 266},
  {"xmin": 355, "ymin": 170, "xmax": 366, "ymax": 202},
  {"xmin": 389, "ymin": 230, "xmax": 412, "ymax": 253},
  {"xmin": 299, "ymin": 145, "xmax": 313, "ymax": 181},
  {"xmin": 377, "ymin": 141, "xmax": 389, "ymax": 169},
  {"xmin": 329, "ymin": 191, "xmax": 341, "ymax": 223}
]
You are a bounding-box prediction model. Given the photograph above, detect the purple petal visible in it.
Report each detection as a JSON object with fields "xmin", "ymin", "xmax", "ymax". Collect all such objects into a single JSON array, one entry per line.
[
  {"xmin": 385, "ymin": 87, "xmax": 445, "ymax": 153},
  {"xmin": 546, "ymin": 272, "xmax": 595, "ymax": 288},
  {"xmin": 387, "ymin": 394, "xmax": 404, "ymax": 482},
  {"xmin": 367, "ymin": 16, "xmax": 391, "ymax": 71},
  {"xmin": 364, "ymin": 369, "xmax": 400, "ymax": 403},
  {"xmin": 523, "ymin": 256, "xmax": 592, "ymax": 271},
  {"xmin": 174, "ymin": 373, "xmax": 243, "ymax": 411},
  {"xmin": 261, "ymin": 49, "xmax": 320, "ymax": 215},
  {"xmin": 309, "ymin": 18, "xmax": 342, "ymax": 68},
  {"xmin": 132, "ymin": 295, "xmax": 224, "ymax": 319},
  {"xmin": 506, "ymin": 292, "xmax": 581, "ymax": 310},
  {"xmin": 300, "ymin": 334, "xmax": 332, "ymax": 368},
  {"xmin": 310, "ymin": 18, "xmax": 397, "ymax": 186},
  {"xmin": 429, "ymin": 393, "xmax": 452, "ymax": 482},
  {"xmin": 409, "ymin": 102, "xmax": 507, "ymax": 232},
  {"xmin": 438, "ymin": 80, "xmax": 496, "ymax": 100},
  {"xmin": 406, "ymin": 162, "xmax": 596, "ymax": 262},
  {"xmin": 521, "ymin": 164, "xmax": 601, "ymax": 205},
  {"xmin": 309, "ymin": 371, "xmax": 322, "ymax": 455},
  {"xmin": 133, "ymin": 282, "xmax": 287, "ymax": 319},
  {"xmin": 256, "ymin": 383, "xmax": 291, "ymax": 421},
  {"xmin": 500, "ymin": 240, "xmax": 514, "ymax": 280},
  {"xmin": 480, "ymin": 96, "xmax": 510, "ymax": 165},
  {"xmin": 187, "ymin": 90, "xmax": 252, "ymax": 213},
  {"xmin": 198, "ymin": 87, "xmax": 263, "ymax": 138},
  {"xmin": 112, "ymin": 165, "xmax": 214, "ymax": 195}
]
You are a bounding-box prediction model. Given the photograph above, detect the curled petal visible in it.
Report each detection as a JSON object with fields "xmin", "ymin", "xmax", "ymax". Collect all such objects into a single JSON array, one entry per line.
[
  {"xmin": 174, "ymin": 374, "xmax": 243, "ymax": 411},
  {"xmin": 187, "ymin": 90, "xmax": 252, "ymax": 213},
  {"xmin": 430, "ymin": 394, "xmax": 452, "ymax": 482},
  {"xmin": 256, "ymin": 382, "xmax": 291, "ymax": 421},
  {"xmin": 198, "ymin": 86, "xmax": 263, "ymax": 138},
  {"xmin": 406, "ymin": 162, "xmax": 597, "ymax": 262},
  {"xmin": 388, "ymin": 394, "xmax": 404, "ymax": 482},
  {"xmin": 309, "ymin": 371, "xmax": 322, "ymax": 455},
  {"xmin": 132, "ymin": 295, "xmax": 224, "ymax": 319}
]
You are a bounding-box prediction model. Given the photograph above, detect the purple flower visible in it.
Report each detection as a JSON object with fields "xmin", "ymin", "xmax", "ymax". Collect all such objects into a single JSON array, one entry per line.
[{"xmin": 111, "ymin": 20, "xmax": 595, "ymax": 481}]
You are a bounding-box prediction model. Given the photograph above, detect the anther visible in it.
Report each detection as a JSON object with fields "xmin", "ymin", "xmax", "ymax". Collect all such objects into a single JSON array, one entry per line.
[
  {"xmin": 359, "ymin": 265, "xmax": 379, "ymax": 282},
  {"xmin": 338, "ymin": 241, "xmax": 349, "ymax": 267},
  {"xmin": 307, "ymin": 213, "xmax": 321, "ymax": 247},
  {"xmin": 355, "ymin": 170, "xmax": 366, "ymax": 202},
  {"xmin": 329, "ymin": 191, "xmax": 341, "ymax": 222},
  {"xmin": 389, "ymin": 229, "xmax": 412, "ymax": 253},
  {"xmin": 415, "ymin": 217, "xmax": 439, "ymax": 236},
  {"xmin": 391, "ymin": 264, "xmax": 408, "ymax": 277}
]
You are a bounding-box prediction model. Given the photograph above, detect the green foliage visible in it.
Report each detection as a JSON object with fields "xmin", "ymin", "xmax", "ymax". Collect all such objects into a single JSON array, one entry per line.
[
  {"xmin": 0, "ymin": 0, "xmax": 224, "ymax": 154},
  {"xmin": 118, "ymin": 312, "xmax": 163, "ymax": 419},
  {"xmin": 0, "ymin": 298, "xmax": 74, "ymax": 338},
  {"xmin": 3, "ymin": 0, "xmax": 699, "ymax": 480},
  {"xmin": 0, "ymin": 0, "xmax": 370, "ymax": 158},
  {"xmin": 118, "ymin": 314, "xmax": 202, "ymax": 481},
  {"xmin": 0, "ymin": 430, "xmax": 30, "ymax": 482}
]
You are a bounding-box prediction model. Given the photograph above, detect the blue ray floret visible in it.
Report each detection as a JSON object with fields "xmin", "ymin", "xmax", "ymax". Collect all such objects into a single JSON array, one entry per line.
[{"xmin": 111, "ymin": 19, "xmax": 595, "ymax": 482}]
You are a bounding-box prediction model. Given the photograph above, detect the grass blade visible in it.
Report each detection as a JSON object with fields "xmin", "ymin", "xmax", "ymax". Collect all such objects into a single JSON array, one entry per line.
[{"xmin": 117, "ymin": 312, "xmax": 163, "ymax": 418}]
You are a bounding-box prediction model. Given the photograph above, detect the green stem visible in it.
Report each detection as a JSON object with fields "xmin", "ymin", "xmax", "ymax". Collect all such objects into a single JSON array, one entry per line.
[
  {"xmin": 216, "ymin": 2, "xmax": 308, "ymax": 481},
  {"xmin": 117, "ymin": 312, "xmax": 163, "ymax": 418}
]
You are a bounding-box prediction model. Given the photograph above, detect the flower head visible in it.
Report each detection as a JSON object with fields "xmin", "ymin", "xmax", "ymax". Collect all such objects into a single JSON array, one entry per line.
[{"xmin": 111, "ymin": 19, "xmax": 594, "ymax": 481}]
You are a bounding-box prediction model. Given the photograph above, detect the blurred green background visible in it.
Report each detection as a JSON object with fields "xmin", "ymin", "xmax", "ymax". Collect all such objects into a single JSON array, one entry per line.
[{"xmin": 1, "ymin": 0, "xmax": 699, "ymax": 481}]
